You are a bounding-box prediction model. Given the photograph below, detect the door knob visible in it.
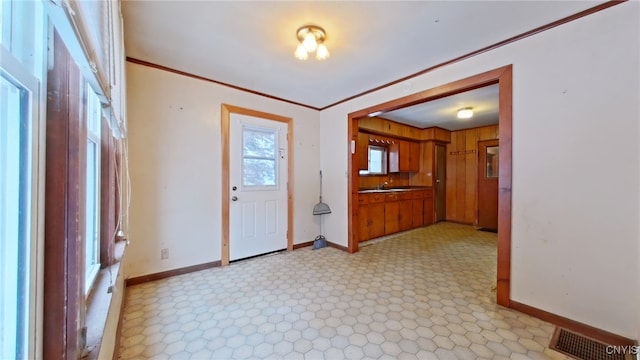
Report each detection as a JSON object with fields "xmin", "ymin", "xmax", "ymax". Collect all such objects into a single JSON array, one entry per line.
[
  {"xmin": 232, "ymin": 196, "xmax": 238, "ymax": 201},
  {"xmin": 436, "ymin": 180, "xmax": 441, "ymax": 183}
]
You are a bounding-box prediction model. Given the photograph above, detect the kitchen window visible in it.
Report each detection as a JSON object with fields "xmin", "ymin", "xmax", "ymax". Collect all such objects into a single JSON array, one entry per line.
[{"xmin": 359, "ymin": 145, "xmax": 388, "ymax": 175}]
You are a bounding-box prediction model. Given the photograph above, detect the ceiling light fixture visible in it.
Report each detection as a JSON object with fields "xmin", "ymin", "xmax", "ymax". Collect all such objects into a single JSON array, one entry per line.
[
  {"xmin": 295, "ymin": 25, "xmax": 330, "ymax": 61},
  {"xmin": 457, "ymin": 107, "xmax": 474, "ymax": 119}
]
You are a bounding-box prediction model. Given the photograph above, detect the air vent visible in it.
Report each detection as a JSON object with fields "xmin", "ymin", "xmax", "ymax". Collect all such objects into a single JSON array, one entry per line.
[{"xmin": 550, "ymin": 327, "xmax": 635, "ymax": 360}]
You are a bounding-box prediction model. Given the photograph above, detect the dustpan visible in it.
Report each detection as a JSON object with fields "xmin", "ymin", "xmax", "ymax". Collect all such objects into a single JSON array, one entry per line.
[
  {"xmin": 313, "ymin": 171, "xmax": 332, "ymax": 215},
  {"xmin": 312, "ymin": 171, "xmax": 330, "ymax": 250}
]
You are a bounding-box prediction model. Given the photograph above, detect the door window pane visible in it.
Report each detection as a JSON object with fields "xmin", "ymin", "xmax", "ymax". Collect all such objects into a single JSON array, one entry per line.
[
  {"xmin": 0, "ymin": 72, "xmax": 30, "ymax": 360},
  {"xmin": 85, "ymin": 85, "xmax": 101, "ymax": 290},
  {"xmin": 242, "ymin": 126, "xmax": 278, "ymax": 188},
  {"xmin": 486, "ymin": 146, "xmax": 499, "ymax": 178}
]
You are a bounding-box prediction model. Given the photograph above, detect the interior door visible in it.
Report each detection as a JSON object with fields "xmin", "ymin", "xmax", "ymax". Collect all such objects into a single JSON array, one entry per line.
[
  {"xmin": 434, "ymin": 144, "xmax": 446, "ymax": 222},
  {"xmin": 477, "ymin": 139, "xmax": 499, "ymax": 230},
  {"xmin": 229, "ymin": 113, "xmax": 288, "ymax": 261}
]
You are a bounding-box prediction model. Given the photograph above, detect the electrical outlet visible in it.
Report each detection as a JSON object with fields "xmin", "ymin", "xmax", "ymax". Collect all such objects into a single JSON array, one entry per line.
[{"xmin": 161, "ymin": 248, "xmax": 169, "ymax": 260}]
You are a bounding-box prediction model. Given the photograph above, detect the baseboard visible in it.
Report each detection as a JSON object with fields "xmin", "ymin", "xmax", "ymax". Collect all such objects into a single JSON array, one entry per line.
[
  {"xmin": 509, "ymin": 300, "xmax": 637, "ymax": 346},
  {"xmin": 327, "ymin": 241, "xmax": 349, "ymax": 252},
  {"xmin": 293, "ymin": 241, "xmax": 313, "ymax": 250},
  {"xmin": 126, "ymin": 260, "xmax": 221, "ymax": 286}
]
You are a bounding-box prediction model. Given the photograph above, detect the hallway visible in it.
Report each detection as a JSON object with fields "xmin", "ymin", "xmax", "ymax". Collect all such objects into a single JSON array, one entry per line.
[{"xmin": 118, "ymin": 223, "xmax": 567, "ymax": 359}]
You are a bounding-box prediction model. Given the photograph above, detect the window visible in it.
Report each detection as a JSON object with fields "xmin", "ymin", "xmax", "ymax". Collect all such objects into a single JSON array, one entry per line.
[
  {"xmin": 85, "ymin": 85, "xmax": 101, "ymax": 292},
  {"xmin": 359, "ymin": 145, "xmax": 388, "ymax": 175},
  {"xmin": 242, "ymin": 125, "xmax": 278, "ymax": 188},
  {"xmin": 1, "ymin": 1, "xmax": 44, "ymax": 358},
  {"xmin": 0, "ymin": 68, "xmax": 30, "ymax": 360}
]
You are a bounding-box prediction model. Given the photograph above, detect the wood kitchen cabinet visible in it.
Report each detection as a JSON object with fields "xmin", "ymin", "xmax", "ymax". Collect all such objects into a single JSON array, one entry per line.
[
  {"xmin": 359, "ymin": 188, "xmax": 433, "ymax": 242},
  {"xmin": 358, "ymin": 193, "xmax": 385, "ymax": 242},
  {"xmin": 399, "ymin": 192, "xmax": 413, "ymax": 231},
  {"xmin": 424, "ymin": 189, "xmax": 434, "ymax": 226},
  {"xmin": 384, "ymin": 193, "xmax": 400, "ymax": 235},
  {"xmin": 389, "ymin": 140, "xmax": 420, "ymax": 173},
  {"xmin": 357, "ymin": 132, "xmax": 369, "ymax": 171},
  {"xmin": 411, "ymin": 191, "xmax": 424, "ymax": 228},
  {"xmin": 409, "ymin": 141, "xmax": 420, "ymax": 172},
  {"xmin": 358, "ymin": 195, "xmax": 370, "ymax": 242}
]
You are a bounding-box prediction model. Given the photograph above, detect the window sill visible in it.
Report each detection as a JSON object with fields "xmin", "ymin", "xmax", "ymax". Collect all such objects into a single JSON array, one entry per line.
[{"xmin": 83, "ymin": 241, "xmax": 127, "ymax": 359}]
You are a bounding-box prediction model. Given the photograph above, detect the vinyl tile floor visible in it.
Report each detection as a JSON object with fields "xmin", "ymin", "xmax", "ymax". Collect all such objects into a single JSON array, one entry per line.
[{"xmin": 118, "ymin": 222, "xmax": 569, "ymax": 359}]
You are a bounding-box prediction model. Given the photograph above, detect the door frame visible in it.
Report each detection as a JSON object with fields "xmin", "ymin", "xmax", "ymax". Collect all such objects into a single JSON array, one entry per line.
[
  {"xmin": 221, "ymin": 104, "xmax": 294, "ymax": 266},
  {"xmin": 434, "ymin": 142, "xmax": 447, "ymax": 223},
  {"xmin": 348, "ymin": 65, "xmax": 512, "ymax": 307}
]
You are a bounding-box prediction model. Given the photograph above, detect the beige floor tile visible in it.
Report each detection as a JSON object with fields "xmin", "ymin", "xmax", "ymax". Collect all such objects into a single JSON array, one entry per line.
[{"xmin": 118, "ymin": 223, "xmax": 566, "ymax": 359}]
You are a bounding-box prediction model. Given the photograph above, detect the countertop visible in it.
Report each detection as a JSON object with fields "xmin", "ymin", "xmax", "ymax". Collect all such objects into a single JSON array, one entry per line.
[{"xmin": 358, "ymin": 186, "xmax": 432, "ymax": 194}]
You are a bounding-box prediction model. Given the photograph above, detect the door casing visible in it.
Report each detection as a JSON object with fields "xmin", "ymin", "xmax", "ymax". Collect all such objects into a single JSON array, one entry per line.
[
  {"xmin": 434, "ymin": 143, "xmax": 447, "ymax": 222},
  {"xmin": 348, "ymin": 65, "xmax": 513, "ymax": 307},
  {"xmin": 221, "ymin": 104, "xmax": 294, "ymax": 266}
]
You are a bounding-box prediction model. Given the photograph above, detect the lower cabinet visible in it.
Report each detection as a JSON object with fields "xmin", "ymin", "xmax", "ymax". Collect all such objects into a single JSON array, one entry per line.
[
  {"xmin": 424, "ymin": 190, "xmax": 434, "ymax": 226},
  {"xmin": 399, "ymin": 193, "xmax": 413, "ymax": 231},
  {"xmin": 359, "ymin": 188, "xmax": 434, "ymax": 242},
  {"xmin": 358, "ymin": 193, "xmax": 385, "ymax": 242},
  {"xmin": 384, "ymin": 193, "xmax": 400, "ymax": 235},
  {"xmin": 411, "ymin": 197, "xmax": 424, "ymax": 228},
  {"xmin": 369, "ymin": 202, "xmax": 385, "ymax": 239}
]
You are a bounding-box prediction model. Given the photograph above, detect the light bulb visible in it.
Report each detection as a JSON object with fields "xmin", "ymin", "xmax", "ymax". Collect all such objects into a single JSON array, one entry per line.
[
  {"xmin": 316, "ymin": 43, "xmax": 330, "ymax": 60},
  {"xmin": 302, "ymin": 32, "xmax": 317, "ymax": 52},
  {"xmin": 457, "ymin": 108, "xmax": 473, "ymax": 119},
  {"xmin": 294, "ymin": 44, "xmax": 308, "ymax": 60}
]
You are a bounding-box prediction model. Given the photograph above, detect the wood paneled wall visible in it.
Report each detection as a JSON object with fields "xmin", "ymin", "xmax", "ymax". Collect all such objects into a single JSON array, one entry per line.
[
  {"xmin": 445, "ymin": 125, "xmax": 499, "ymax": 224},
  {"xmin": 409, "ymin": 141, "xmax": 435, "ymax": 187}
]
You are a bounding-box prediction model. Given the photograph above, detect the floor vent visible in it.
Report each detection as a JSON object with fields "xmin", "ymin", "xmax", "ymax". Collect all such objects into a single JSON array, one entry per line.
[{"xmin": 550, "ymin": 327, "xmax": 634, "ymax": 360}]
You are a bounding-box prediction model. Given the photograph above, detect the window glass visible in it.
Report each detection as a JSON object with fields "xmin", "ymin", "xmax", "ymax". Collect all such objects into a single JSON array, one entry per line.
[
  {"xmin": 486, "ymin": 146, "xmax": 499, "ymax": 178},
  {"xmin": 85, "ymin": 85, "xmax": 101, "ymax": 290},
  {"xmin": 359, "ymin": 145, "xmax": 387, "ymax": 175},
  {"xmin": 0, "ymin": 70, "xmax": 30, "ymax": 360},
  {"xmin": 0, "ymin": 0, "xmax": 44, "ymax": 358},
  {"xmin": 242, "ymin": 126, "xmax": 277, "ymax": 187}
]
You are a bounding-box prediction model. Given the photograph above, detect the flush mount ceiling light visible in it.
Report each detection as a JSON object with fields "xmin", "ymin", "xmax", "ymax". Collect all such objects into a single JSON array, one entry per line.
[
  {"xmin": 294, "ymin": 25, "xmax": 330, "ymax": 61},
  {"xmin": 457, "ymin": 107, "xmax": 474, "ymax": 119}
]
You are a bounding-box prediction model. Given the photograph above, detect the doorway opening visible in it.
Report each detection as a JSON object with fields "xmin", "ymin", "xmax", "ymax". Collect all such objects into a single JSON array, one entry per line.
[{"xmin": 347, "ymin": 65, "xmax": 512, "ymax": 306}]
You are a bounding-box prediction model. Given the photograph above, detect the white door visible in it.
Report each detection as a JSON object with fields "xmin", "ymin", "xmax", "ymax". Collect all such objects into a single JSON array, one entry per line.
[{"xmin": 229, "ymin": 113, "xmax": 288, "ymax": 261}]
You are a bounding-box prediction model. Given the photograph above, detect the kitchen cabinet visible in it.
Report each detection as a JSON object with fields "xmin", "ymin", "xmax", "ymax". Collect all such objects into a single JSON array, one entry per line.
[
  {"xmin": 389, "ymin": 140, "xmax": 420, "ymax": 173},
  {"xmin": 384, "ymin": 193, "xmax": 400, "ymax": 235},
  {"xmin": 358, "ymin": 195, "xmax": 370, "ymax": 242},
  {"xmin": 358, "ymin": 193, "xmax": 385, "ymax": 242},
  {"xmin": 358, "ymin": 188, "xmax": 433, "ymax": 242},
  {"xmin": 411, "ymin": 191, "xmax": 424, "ymax": 228},
  {"xmin": 424, "ymin": 189, "xmax": 434, "ymax": 226},
  {"xmin": 399, "ymin": 192, "xmax": 413, "ymax": 231},
  {"xmin": 357, "ymin": 132, "xmax": 369, "ymax": 171},
  {"xmin": 409, "ymin": 141, "xmax": 420, "ymax": 172},
  {"xmin": 369, "ymin": 202, "xmax": 385, "ymax": 239}
]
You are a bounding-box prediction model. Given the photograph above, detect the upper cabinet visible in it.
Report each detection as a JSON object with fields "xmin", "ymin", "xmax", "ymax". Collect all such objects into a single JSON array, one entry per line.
[
  {"xmin": 357, "ymin": 132, "xmax": 369, "ymax": 170},
  {"xmin": 389, "ymin": 140, "xmax": 420, "ymax": 173}
]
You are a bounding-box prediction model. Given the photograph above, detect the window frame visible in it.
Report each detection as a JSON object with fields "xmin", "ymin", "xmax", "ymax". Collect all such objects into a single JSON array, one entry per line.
[
  {"xmin": 84, "ymin": 83, "xmax": 102, "ymax": 294},
  {"xmin": 0, "ymin": 0, "xmax": 46, "ymax": 357}
]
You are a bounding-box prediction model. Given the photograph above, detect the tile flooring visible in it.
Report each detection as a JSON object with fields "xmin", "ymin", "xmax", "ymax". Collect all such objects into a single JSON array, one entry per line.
[{"xmin": 118, "ymin": 222, "xmax": 569, "ymax": 359}]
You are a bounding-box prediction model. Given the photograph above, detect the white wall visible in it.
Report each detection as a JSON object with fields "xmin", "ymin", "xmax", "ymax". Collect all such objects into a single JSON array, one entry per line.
[
  {"xmin": 319, "ymin": 2, "xmax": 639, "ymax": 339},
  {"xmin": 125, "ymin": 62, "xmax": 320, "ymax": 278}
]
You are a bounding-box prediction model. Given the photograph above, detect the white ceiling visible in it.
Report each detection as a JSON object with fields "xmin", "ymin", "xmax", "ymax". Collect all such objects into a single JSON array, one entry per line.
[
  {"xmin": 381, "ymin": 84, "xmax": 499, "ymax": 131},
  {"xmin": 122, "ymin": 0, "xmax": 603, "ymax": 126}
]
